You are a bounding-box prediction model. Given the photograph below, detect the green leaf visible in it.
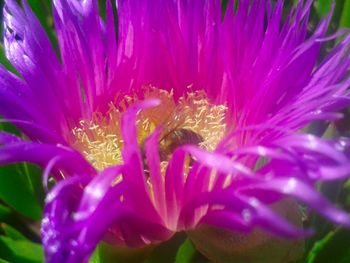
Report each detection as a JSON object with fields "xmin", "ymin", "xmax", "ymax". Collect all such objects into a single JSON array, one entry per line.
[
  {"xmin": 175, "ymin": 239, "xmax": 196, "ymax": 263},
  {"xmin": 0, "ymin": 236, "xmax": 44, "ymax": 263},
  {"xmin": 98, "ymin": 0, "xmax": 107, "ymax": 20},
  {"xmin": 0, "ymin": 120, "xmax": 21, "ymax": 136},
  {"xmin": 0, "ymin": 45, "xmax": 18, "ymax": 75},
  {"xmin": 314, "ymin": 0, "xmax": 332, "ymax": 17},
  {"xmin": 99, "ymin": 242, "xmax": 154, "ymax": 263},
  {"xmin": 0, "ymin": 122, "xmax": 45, "ymax": 213},
  {"xmin": 2, "ymin": 224, "xmax": 27, "ymax": 241},
  {"xmin": 27, "ymin": 0, "xmax": 59, "ymax": 54},
  {"xmin": 0, "ymin": 164, "xmax": 43, "ymax": 220},
  {"xmin": 306, "ymin": 228, "xmax": 350, "ymax": 263},
  {"xmin": 0, "ymin": 259, "xmax": 10, "ymax": 263},
  {"xmin": 344, "ymin": 179, "xmax": 350, "ymax": 205},
  {"xmin": 21, "ymin": 163, "xmax": 45, "ymax": 209},
  {"xmin": 0, "ymin": 204, "xmax": 12, "ymax": 221},
  {"xmin": 340, "ymin": 0, "xmax": 350, "ymax": 28},
  {"xmin": 89, "ymin": 248, "xmax": 101, "ymax": 263},
  {"xmin": 143, "ymin": 233, "xmax": 187, "ymax": 263},
  {"xmin": 305, "ymin": 180, "xmax": 345, "ymax": 252}
]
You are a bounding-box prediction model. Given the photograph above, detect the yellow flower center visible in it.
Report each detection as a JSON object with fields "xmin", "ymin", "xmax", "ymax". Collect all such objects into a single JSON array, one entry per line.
[{"xmin": 72, "ymin": 87, "xmax": 227, "ymax": 171}]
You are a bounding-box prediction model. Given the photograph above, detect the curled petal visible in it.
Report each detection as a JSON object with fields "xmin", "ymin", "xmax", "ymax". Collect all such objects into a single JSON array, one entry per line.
[{"xmin": 239, "ymin": 177, "xmax": 350, "ymax": 227}]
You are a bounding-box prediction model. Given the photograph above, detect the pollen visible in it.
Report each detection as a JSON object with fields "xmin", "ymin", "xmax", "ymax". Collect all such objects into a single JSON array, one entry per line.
[{"xmin": 72, "ymin": 86, "xmax": 227, "ymax": 171}]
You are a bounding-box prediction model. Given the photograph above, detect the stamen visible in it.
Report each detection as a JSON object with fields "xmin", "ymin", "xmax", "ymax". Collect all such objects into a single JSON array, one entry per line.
[{"xmin": 72, "ymin": 86, "xmax": 227, "ymax": 171}]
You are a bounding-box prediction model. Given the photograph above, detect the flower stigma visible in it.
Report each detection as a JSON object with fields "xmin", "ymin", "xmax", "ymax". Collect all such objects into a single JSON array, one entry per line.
[{"xmin": 72, "ymin": 87, "xmax": 227, "ymax": 171}]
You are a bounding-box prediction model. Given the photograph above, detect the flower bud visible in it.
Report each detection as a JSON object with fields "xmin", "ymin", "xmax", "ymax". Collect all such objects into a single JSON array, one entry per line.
[{"xmin": 188, "ymin": 199, "xmax": 304, "ymax": 263}]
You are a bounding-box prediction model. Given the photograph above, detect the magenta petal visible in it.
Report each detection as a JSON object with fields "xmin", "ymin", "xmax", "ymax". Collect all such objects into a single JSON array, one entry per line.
[
  {"xmin": 0, "ymin": 140, "xmax": 94, "ymax": 176},
  {"xmin": 43, "ymin": 163, "xmax": 172, "ymax": 262},
  {"xmin": 144, "ymin": 128, "xmax": 167, "ymax": 218},
  {"xmin": 1, "ymin": 1, "xmax": 350, "ymax": 263},
  {"xmin": 239, "ymin": 178, "xmax": 350, "ymax": 227},
  {"xmin": 200, "ymin": 210, "xmax": 251, "ymax": 233}
]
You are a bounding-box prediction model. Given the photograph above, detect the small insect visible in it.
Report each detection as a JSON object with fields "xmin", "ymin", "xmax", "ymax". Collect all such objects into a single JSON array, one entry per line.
[
  {"xmin": 158, "ymin": 128, "xmax": 204, "ymax": 162},
  {"xmin": 141, "ymin": 128, "xmax": 204, "ymax": 176}
]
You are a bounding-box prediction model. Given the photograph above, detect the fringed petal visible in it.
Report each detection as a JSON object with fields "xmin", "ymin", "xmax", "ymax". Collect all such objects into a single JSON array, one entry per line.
[
  {"xmin": 113, "ymin": 0, "xmax": 224, "ymax": 99},
  {"xmin": 0, "ymin": 135, "xmax": 94, "ymax": 177},
  {"xmin": 35, "ymin": 97, "xmax": 350, "ymax": 263},
  {"xmin": 0, "ymin": 66, "xmax": 50, "ymax": 127},
  {"xmin": 52, "ymin": 0, "xmax": 107, "ymax": 112},
  {"xmin": 42, "ymin": 158, "xmax": 172, "ymax": 262},
  {"xmin": 3, "ymin": 0, "xmax": 77, "ymax": 133},
  {"xmin": 238, "ymin": 177, "xmax": 350, "ymax": 227},
  {"xmin": 173, "ymin": 141, "xmax": 350, "ymax": 234},
  {"xmin": 0, "ymin": 119, "xmax": 67, "ymax": 144}
]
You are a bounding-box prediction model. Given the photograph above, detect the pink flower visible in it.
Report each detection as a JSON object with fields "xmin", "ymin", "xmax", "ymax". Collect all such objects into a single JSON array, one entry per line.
[{"xmin": 0, "ymin": 0, "xmax": 350, "ymax": 262}]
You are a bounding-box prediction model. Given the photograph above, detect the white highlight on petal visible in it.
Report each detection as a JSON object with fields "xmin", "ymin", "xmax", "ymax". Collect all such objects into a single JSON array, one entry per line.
[
  {"xmin": 242, "ymin": 209, "xmax": 252, "ymax": 223},
  {"xmin": 257, "ymin": 146, "xmax": 267, "ymax": 156},
  {"xmin": 125, "ymin": 23, "xmax": 134, "ymax": 59},
  {"xmin": 249, "ymin": 197, "xmax": 259, "ymax": 208},
  {"xmin": 307, "ymin": 134, "xmax": 318, "ymax": 149},
  {"xmin": 335, "ymin": 139, "xmax": 347, "ymax": 151},
  {"xmin": 85, "ymin": 186, "xmax": 103, "ymax": 199},
  {"xmin": 283, "ymin": 178, "xmax": 297, "ymax": 193}
]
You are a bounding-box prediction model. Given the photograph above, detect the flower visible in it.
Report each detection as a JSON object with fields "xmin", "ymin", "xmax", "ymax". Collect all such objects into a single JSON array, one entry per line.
[{"xmin": 1, "ymin": 0, "xmax": 350, "ymax": 262}]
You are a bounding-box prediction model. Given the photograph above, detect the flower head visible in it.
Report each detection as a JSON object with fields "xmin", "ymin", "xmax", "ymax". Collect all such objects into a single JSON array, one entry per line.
[{"xmin": 1, "ymin": 0, "xmax": 350, "ymax": 262}]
